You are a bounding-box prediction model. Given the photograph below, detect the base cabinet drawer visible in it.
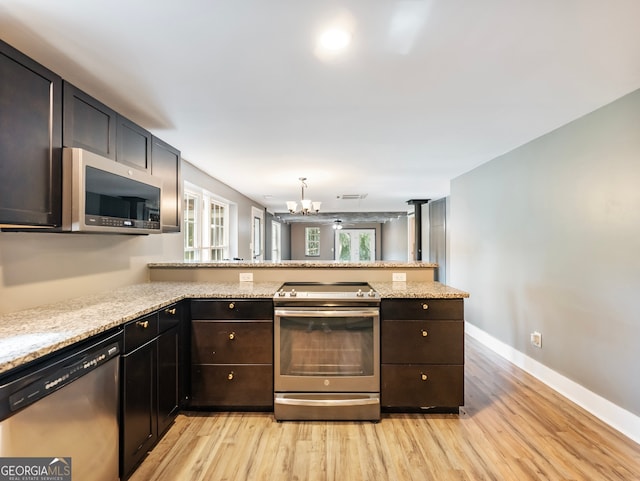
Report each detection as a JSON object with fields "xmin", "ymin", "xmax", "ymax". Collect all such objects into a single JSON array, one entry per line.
[
  {"xmin": 381, "ymin": 320, "xmax": 464, "ymax": 364},
  {"xmin": 191, "ymin": 299, "xmax": 273, "ymax": 320},
  {"xmin": 191, "ymin": 364, "xmax": 273, "ymax": 408},
  {"xmin": 381, "ymin": 365, "xmax": 464, "ymax": 408},
  {"xmin": 192, "ymin": 320, "xmax": 272, "ymax": 364},
  {"xmin": 123, "ymin": 313, "xmax": 158, "ymax": 352},
  {"xmin": 381, "ymin": 299, "xmax": 463, "ymax": 320}
]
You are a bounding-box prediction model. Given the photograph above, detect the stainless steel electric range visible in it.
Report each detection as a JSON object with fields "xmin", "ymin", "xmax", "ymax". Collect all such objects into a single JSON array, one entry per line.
[{"xmin": 273, "ymin": 282, "xmax": 380, "ymax": 421}]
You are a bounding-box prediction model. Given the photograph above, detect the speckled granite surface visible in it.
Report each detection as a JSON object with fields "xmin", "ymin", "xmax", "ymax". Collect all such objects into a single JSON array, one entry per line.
[
  {"xmin": 370, "ymin": 281, "xmax": 470, "ymax": 299},
  {"xmin": 148, "ymin": 260, "xmax": 438, "ymax": 268},
  {"xmin": 0, "ymin": 281, "xmax": 281, "ymax": 375},
  {"xmin": 0, "ymin": 280, "xmax": 467, "ymax": 375}
]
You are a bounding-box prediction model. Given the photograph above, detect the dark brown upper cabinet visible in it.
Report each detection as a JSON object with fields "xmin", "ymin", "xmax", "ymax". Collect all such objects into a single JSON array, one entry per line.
[
  {"xmin": 0, "ymin": 40, "xmax": 62, "ymax": 227},
  {"xmin": 62, "ymin": 81, "xmax": 116, "ymax": 159},
  {"xmin": 151, "ymin": 136, "xmax": 182, "ymax": 233},
  {"xmin": 2, "ymin": 39, "xmax": 182, "ymax": 234},
  {"xmin": 116, "ymin": 114, "xmax": 152, "ymax": 172}
]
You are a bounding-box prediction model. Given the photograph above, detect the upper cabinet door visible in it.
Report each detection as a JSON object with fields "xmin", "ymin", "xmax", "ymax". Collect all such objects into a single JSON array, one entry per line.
[
  {"xmin": 62, "ymin": 81, "xmax": 116, "ymax": 159},
  {"xmin": 0, "ymin": 40, "xmax": 62, "ymax": 227},
  {"xmin": 151, "ymin": 136, "xmax": 182, "ymax": 233},
  {"xmin": 116, "ymin": 114, "xmax": 152, "ymax": 172}
]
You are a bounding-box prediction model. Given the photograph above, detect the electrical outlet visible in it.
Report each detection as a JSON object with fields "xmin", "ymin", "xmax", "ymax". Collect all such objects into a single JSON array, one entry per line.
[
  {"xmin": 392, "ymin": 272, "xmax": 406, "ymax": 282},
  {"xmin": 530, "ymin": 331, "xmax": 542, "ymax": 348},
  {"xmin": 239, "ymin": 272, "xmax": 253, "ymax": 282}
]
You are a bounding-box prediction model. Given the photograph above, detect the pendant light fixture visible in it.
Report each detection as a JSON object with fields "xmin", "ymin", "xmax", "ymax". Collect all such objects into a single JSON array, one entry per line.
[{"xmin": 286, "ymin": 177, "xmax": 321, "ymax": 215}]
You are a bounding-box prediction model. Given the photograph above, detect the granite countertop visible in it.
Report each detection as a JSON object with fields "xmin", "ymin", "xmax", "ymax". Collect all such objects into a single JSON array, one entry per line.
[
  {"xmin": 0, "ymin": 280, "xmax": 467, "ymax": 375},
  {"xmin": 148, "ymin": 260, "xmax": 438, "ymax": 268},
  {"xmin": 370, "ymin": 281, "xmax": 470, "ymax": 299},
  {"xmin": 0, "ymin": 281, "xmax": 281, "ymax": 375}
]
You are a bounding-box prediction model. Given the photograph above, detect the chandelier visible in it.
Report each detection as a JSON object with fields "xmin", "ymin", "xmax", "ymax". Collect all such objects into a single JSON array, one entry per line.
[{"xmin": 286, "ymin": 177, "xmax": 321, "ymax": 215}]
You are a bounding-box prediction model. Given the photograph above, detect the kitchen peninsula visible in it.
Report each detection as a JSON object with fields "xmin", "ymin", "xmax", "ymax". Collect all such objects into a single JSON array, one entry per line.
[
  {"xmin": 0, "ymin": 261, "xmax": 468, "ymax": 478},
  {"xmin": 1, "ymin": 261, "xmax": 469, "ymax": 373},
  {"xmin": 147, "ymin": 260, "xmax": 443, "ymax": 283}
]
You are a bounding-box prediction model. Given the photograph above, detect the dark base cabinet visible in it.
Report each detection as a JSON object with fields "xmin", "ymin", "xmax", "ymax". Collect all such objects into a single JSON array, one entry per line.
[
  {"xmin": 191, "ymin": 364, "xmax": 273, "ymax": 408},
  {"xmin": 381, "ymin": 365, "xmax": 464, "ymax": 409},
  {"xmin": 120, "ymin": 315, "xmax": 158, "ymax": 479},
  {"xmin": 120, "ymin": 303, "xmax": 184, "ymax": 480},
  {"xmin": 157, "ymin": 325, "xmax": 180, "ymax": 435},
  {"xmin": 380, "ymin": 298, "xmax": 464, "ymax": 412},
  {"xmin": 190, "ymin": 300, "xmax": 273, "ymax": 410},
  {"xmin": 121, "ymin": 342, "xmax": 157, "ymax": 475}
]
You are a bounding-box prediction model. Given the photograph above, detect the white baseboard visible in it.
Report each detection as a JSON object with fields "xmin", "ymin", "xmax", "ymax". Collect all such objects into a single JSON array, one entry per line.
[{"xmin": 465, "ymin": 322, "xmax": 640, "ymax": 445}]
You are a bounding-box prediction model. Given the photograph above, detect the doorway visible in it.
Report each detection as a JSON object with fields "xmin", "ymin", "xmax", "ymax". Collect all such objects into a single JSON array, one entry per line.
[
  {"xmin": 334, "ymin": 229, "xmax": 376, "ymax": 261},
  {"xmin": 251, "ymin": 206, "xmax": 264, "ymax": 261}
]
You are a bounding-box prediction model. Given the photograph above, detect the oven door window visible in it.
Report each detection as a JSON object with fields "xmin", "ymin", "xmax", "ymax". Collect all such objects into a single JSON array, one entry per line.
[{"xmin": 279, "ymin": 316, "xmax": 374, "ymax": 377}]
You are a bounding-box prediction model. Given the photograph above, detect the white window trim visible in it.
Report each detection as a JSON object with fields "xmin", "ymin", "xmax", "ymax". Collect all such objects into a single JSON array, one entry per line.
[
  {"xmin": 334, "ymin": 228, "xmax": 376, "ymax": 261},
  {"xmin": 305, "ymin": 226, "xmax": 321, "ymax": 257},
  {"xmin": 184, "ymin": 191, "xmax": 200, "ymax": 261},
  {"xmin": 184, "ymin": 182, "xmax": 231, "ymax": 261},
  {"xmin": 271, "ymin": 220, "xmax": 282, "ymax": 261}
]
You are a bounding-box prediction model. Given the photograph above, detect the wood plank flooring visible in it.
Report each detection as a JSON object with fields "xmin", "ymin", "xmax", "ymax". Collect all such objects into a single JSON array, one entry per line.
[{"xmin": 130, "ymin": 335, "xmax": 640, "ymax": 480}]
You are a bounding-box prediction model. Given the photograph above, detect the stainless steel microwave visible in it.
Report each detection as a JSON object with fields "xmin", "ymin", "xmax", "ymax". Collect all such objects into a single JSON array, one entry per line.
[{"xmin": 62, "ymin": 148, "xmax": 162, "ymax": 234}]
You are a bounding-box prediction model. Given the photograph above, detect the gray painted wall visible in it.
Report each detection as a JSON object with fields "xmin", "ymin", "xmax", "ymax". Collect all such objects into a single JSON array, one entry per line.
[
  {"xmin": 183, "ymin": 161, "xmax": 266, "ymax": 261},
  {"xmin": 429, "ymin": 198, "xmax": 447, "ymax": 283},
  {"xmin": 264, "ymin": 212, "xmax": 274, "ymax": 260},
  {"xmin": 0, "ymin": 231, "xmax": 183, "ymax": 314},
  {"xmin": 381, "ymin": 216, "xmax": 408, "ymax": 261},
  {"xmin": 280, "ymin": 221, "xmax": 291, "ymax": 260},
  {"xmin": 450, "ymin": 88, "xmax": 640, "ymax": 416}
]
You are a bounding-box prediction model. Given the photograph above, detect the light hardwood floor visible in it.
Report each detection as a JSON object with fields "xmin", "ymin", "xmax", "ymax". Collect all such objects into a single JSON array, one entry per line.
[{"xmin": 130, "ymin": 336, "xmax": 640, "ymax": 480}]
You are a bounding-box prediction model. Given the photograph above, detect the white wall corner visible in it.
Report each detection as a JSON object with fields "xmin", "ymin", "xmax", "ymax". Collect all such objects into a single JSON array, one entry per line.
[{"xmin": 465, "ymin": 322, "xmax": 640, "ymax": 445}]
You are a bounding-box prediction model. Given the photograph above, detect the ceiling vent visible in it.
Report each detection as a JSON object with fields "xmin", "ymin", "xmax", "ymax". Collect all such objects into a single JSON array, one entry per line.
[{"xmin": 339, "ymin": 194, "xmax": 368, "ymax": 200}]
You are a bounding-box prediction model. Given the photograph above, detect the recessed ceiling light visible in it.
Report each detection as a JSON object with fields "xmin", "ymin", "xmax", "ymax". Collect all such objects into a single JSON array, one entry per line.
[{"xmin": 318, "ymin": 28, "xmax": 351, "ymax": 51}]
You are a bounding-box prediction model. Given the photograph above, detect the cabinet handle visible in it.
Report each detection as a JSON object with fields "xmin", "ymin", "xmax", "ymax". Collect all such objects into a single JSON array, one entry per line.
[
  {"xmin": 166, "ymin": 308, "xmax": 176, "ymax": 315},
  {"xmin": 229, "ymin": 302, "xmax": 235, "ymax": 310},
  {"xmin": 229, "ymin": 332, "xmax": 236, "ymax": 340},
  {"xmin": 136, "ymin": 320, "xmax": 149, "ymax": 329},
  {"xmin": 227, "ymin": 371, "xmax": 234, "ymax": 381},
  {"xmin": 421, "ymin": 329, "xmax": 428, "ymax": 337},
  {"xmin": 421, "ymin": 373, "xmax": 428, "ymax": 381},
  {"xmin": 422, "ymin": 303, "xmax": 429, "ymax": 310}
]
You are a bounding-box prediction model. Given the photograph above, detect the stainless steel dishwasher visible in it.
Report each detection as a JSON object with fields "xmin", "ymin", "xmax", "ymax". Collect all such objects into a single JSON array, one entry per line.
[{"xmin": 0, "ymin": 330, "xmax": 121, "ymax": 481}]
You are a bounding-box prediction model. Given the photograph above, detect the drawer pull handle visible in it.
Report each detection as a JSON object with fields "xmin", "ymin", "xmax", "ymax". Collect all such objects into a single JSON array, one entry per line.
[
  {"xmin": 229, "ymin": 302, "xmax": 235, "ymax": 310},
  {"xmin": 227, "ymin": 372, "xmax": 234, "ymax": 381},
  {"xmin": 421, "ymin": 329, "xmax": 428, "ymax": 337},
  {"xmin": 166, "ymin": 308, "xmax": 176, "ymax": 315},
  {"xmin": 136, "ymin": 320, "xmax": 149, "ymax": 329},
  {"xmin": 422, "ymin": 303, "xmax": 429, "ymax": 310},
  {"xmin": 229, "ymin": 332, "xmax": 236, "ymax": 340},
  {"xmin": 421, "ymin": 373, "xmax": 428, "ymax": 381}
]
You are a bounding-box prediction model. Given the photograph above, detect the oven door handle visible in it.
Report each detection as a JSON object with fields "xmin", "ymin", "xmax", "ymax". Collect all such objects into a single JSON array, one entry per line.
[
  {"xmin": 275, "ymin": 395, "xmax": 379, "ymax": 407},
  {"xmin": 274, "ymin": 309, "xmax": 379, "ymax": 318}
]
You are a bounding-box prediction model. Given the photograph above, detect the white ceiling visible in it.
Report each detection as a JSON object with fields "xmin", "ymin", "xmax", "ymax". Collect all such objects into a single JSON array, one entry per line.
[{"xmin": 2, "ymin": 0, "xmax": 640, "ymax": 215}]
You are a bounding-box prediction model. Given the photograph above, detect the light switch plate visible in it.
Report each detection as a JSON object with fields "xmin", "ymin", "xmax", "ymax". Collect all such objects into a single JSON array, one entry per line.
[
  {"xmin": 239, "ymin": 272, "xmax": 253, "ymax": 282},
  {"xmin": 392, "ymin": 272, "xmax": 406, "ymax": 282}
]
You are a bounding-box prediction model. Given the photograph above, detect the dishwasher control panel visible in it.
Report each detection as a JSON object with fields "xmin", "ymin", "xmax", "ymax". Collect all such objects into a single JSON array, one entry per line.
[{"xmin": 8, "ymin": 343, "xmax": 120, "ymax": 412}]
